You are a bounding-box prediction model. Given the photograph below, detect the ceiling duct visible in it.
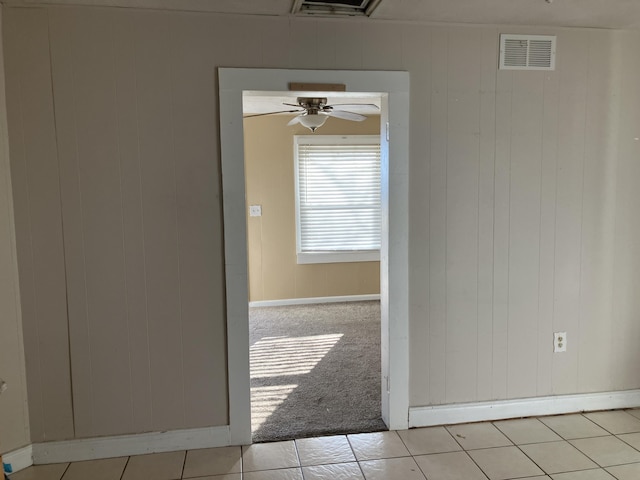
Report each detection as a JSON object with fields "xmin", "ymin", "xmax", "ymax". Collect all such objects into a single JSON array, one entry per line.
[{"xmin": 292, "ymin": 0, "xmax": 382, "ymax": 16}]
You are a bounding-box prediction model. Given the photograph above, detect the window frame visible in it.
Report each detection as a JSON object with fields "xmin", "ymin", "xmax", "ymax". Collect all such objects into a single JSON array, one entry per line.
[{"xmin": 294, "ymin": 134, "xmax": 381, "ymax": 265}]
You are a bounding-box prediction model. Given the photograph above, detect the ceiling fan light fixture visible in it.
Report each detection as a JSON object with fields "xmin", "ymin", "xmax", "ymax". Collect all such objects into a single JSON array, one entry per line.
[{"xmin": 298, "ymin": 113, "xmax": 329, "ymax": 132}]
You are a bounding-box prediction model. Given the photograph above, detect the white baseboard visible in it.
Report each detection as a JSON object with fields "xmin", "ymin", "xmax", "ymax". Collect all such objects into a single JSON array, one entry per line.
[
  {"xmin": 249, "ymin": 294, "xmax": 380, "ymax": 308},
  {"xmin": 3, "ymin": 444, "xmax": 33, "ymax": 473},
  {"xmin": 409, "ymin": 389, "xmax": 640, "ymax": 428},
  {"xmin": 32, "ymin": 425, "xmax": 231, "ymax": 465}
]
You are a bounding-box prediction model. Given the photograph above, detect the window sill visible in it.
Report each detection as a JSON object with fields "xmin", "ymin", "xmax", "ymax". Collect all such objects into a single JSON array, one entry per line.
[{"xmin": 297, "ymin": 251, "xmax": 380, "ymax": 265}]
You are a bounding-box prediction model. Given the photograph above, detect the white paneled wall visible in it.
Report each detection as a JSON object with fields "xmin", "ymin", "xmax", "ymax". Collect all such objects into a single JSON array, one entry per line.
[
  {"xmin": 411, "ymin": 26, "xmax": 640, "ymax": 406},
  {"xmin": 3, "ymin": 5, "xmax": 640, "ymax": 442}
]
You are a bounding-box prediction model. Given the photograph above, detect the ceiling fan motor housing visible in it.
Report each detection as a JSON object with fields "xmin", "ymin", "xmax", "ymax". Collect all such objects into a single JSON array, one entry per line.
[{"xmin": 297, "ymin": 97, "xmax": 330, "ymax": 113}]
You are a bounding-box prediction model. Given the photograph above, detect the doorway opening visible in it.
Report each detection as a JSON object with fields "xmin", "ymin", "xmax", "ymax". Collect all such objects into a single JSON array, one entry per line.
[
  {"xmin": 218, "ymin": 68, "xmax": 410, "ymax": 445},
  {"xmin": 242, "ymin": 91, "xmax": 385, "ymax": 441}
]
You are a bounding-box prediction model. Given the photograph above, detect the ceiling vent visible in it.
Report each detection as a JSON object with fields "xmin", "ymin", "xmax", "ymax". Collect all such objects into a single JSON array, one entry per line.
[
  {"xmin": 500, "ymin": 34, "xmax": 556, "ymax": 71},
  {"xmin": 292, "ymin": 0, "xmax": 382, "ymax": 16}
]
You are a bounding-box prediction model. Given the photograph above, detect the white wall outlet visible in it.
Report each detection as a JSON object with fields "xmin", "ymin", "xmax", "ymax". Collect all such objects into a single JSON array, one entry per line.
[
  {"xmin": 249, "ymin": 205, "xmax": 262, "ymax": 217},
  {"xmin": 554, "ymin": 332, "xmax": 567, "ymax": 353}
]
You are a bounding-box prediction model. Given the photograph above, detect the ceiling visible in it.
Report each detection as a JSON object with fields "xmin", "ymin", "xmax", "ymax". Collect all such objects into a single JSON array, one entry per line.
[{"xmin": 4, "ymin": 0, "xmax": 640, "ymax": 29}]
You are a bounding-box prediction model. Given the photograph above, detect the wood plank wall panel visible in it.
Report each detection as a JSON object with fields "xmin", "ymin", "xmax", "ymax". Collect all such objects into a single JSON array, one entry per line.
[
  {"xmin": 4, "ymin": 6, "xmax": 640, "ymax": 442},
  {"xmin": 612, "ymin": 31, "xmax": 640, "ymax": 390},
  {"xmin": 112, "ymin": 12, "xmax": 154, "ymax": 435},
  {"xmin": 506, "ymin": 70, "xmax": 543, "ymax": 399},
  {"xmin": 537, "ymin": 62, "xmax": 560, "ymax": 397},
  {"xmin": 476, "ymin": 29, "xmax": 498, "ymax": 401},
  {"xmin": 552, "ymin": 31, "xmax": 589, "ymax": 395},
  {"xmin": 3, "ymin": 7, "xmax": 75, "ymax": 442},
  {"xmin": 405, "ymin": 23, "xmax": 431, "ymax": 407},
  {"xmin": 50, "ymin": 7, "xmax": 136, "ymax": 438},
  {"xmin": 170, "ymin": 13, "xmax": 228, "ymax": 429},
  {"xmin": 577, "ymin": 31, "xmax": 618, "ymax": 393},
  {"xmin": 444, "ymin": 27, "xmax": 482, "ymax": 403},
  {"xmin": 427, "ymin": 27, "xmax": 449, "ymax": 406},
  {"xmin": 0, "ymin": 7, "xmax": 30, "ymax": 453}
]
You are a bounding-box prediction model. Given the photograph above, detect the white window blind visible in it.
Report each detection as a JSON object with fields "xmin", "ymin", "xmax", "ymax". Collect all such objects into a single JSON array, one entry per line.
[{"xmin": 295, "ymin": 135, "xmax": 381, "ymax": 264}]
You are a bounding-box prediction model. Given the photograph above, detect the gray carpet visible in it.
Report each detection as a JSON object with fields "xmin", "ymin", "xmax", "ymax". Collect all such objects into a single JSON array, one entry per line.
[{"xmin": 249, "ymin": 300, "xmax": 386, "ymax": 442}]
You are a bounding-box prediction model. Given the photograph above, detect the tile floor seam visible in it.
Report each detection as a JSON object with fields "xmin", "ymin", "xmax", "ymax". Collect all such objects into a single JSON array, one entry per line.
[
  {"xmin": 513, "ymin": 442, "xmax": 554, "ymax": 476},
  {"xmin": 411, "ymin": 456, "xmax": 430, "ymax": 480},
  {"xmin": 459, "ymin": 448, "xmax": 492, "ymax": 480},
  {"xmin": 179, "ymin": 450, "xmax": 187, "ymax": 479},
  {"xmin": 580, "ymin": 412, "xmax": 620, "ymax": 436},
  {"xmin": 615, "ymin": 435, "xmax": 640, "ymax": 454},
  {"xmin": 445, "ymin": 426, "xmax": 467, "ymax": 451},
  {"xmin": 61, "ymin": 462, "xmax": 71, "ymax": 480},
  {"xmin": 292, "ymin": 439, "xmax": 302, "ymax": 472},
  {"xmin": 118, "ymin": 456, "xmax": 130, "ymax": 480}
]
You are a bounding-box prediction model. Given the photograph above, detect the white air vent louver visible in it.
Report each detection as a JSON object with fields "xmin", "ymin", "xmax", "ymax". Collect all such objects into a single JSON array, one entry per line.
[{"xmin": 500, "ymin": 34, "xmax": 556, "ymax": 71}]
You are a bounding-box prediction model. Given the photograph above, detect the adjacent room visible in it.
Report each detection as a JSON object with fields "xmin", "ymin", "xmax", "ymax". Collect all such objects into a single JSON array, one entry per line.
[{"xmin": 243, "ymin": 93, "xmax": 386, "ymax": 441}]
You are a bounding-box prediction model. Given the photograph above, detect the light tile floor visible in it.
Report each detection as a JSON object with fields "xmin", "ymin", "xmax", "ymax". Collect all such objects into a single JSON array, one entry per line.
[{"xmin": 9, "ymin": 409, "xmax": 640, "ymax": 480}]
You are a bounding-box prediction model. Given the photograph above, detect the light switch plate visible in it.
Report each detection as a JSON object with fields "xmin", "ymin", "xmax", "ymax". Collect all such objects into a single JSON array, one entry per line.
[{"xmin": 249, "ymin": 205, "xmax": 262, "ymax": 217}]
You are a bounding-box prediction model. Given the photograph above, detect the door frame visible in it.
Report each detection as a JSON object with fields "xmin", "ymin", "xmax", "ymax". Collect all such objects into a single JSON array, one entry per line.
[{"xmin": 218, "ymin": 68, "xmax": 410, "ymax": 444}]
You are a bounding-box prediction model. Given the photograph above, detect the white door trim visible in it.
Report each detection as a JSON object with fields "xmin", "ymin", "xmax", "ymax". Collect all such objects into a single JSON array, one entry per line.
[{"xmin": 218, "ymin": 68, "xmax": 410, "ymax": 443}]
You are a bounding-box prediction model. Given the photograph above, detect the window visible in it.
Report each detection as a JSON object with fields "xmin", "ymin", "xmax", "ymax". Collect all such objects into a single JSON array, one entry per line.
[{"xmin": 294, "ymin": 135, "xmax": 381, "ymax": 264}]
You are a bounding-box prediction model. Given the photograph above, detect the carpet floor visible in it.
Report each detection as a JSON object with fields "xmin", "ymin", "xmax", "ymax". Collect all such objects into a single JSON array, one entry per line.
[{"xmin": 249, "ymin": 300, "xmax": 386, "ymax": 443}]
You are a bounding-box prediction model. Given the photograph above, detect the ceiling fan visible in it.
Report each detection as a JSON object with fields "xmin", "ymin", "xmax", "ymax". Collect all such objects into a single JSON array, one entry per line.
[{"xmin": 244, "ymin": 97, "xmax": 379, "ymax": 132}]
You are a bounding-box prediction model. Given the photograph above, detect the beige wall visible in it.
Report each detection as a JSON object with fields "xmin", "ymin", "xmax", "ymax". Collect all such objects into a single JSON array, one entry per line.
[
  {"xmin": 0, "ymin": 8, "xmax": 29, "ymax": 453},
  {"xmin": 244, "ymin": 115, "xmax": 381, "ymax": 302},
  {"xmin": 3, "ymin": 5, "xmax": 640, "ymax": 443}
]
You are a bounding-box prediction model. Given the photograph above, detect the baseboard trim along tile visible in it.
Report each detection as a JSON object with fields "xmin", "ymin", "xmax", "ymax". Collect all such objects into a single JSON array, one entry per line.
[
  {"xmin": 409, "ymin": 389, "xmax": 640, "ymax": 428},
  {"xmin": 31, "ymin": 425, "xmax": 231, "ymax": 465},
  {"xmin": 249, "ymin": 294, "xmax": 380, "ymax": 308},
  {"xmin": 3, "ymin": 444, "xmax": 33, "ymax": 473}
]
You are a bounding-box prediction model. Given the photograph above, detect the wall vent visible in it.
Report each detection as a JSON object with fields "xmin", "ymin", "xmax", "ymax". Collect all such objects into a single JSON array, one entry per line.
[{"xmin": 500, "ymin": 34, "xmax": 556, "ymax": 71}]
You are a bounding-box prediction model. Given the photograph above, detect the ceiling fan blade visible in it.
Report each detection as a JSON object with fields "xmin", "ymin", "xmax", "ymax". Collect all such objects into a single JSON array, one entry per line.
[
  {"xmin": 329, "ymin": 110, "xmax": 367, "ymax": 122},
  {"xmin": 327, "ymin": 103, "xmax": 380, "ymax": 111},
  {"xmin": 243, "ymin": 109, "xmax": 303, "ymax": 118},
  {"xmin": 283, "ymin": 102, "xmax": 301, "ymax": 107},
  {"xmin": 287, "ymin": 115, "xmax": 303, "ymax": 126}
]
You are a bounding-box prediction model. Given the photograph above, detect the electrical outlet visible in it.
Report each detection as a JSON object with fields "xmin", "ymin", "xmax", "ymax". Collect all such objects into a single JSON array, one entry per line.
[{"xmin": 554, "ymin": 332, "xmax": 567, "ymax": 353}]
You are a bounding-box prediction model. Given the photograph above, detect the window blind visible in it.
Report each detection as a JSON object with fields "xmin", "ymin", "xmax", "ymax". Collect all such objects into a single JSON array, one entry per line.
[{"xmin": 295, "ymin": 135, "xmax": 381, "ymax": 255}]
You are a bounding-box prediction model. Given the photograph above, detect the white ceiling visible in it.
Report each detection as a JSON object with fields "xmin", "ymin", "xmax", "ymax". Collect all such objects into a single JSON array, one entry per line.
[{"xmin": 4, "ymin": 0, "xmax": 640, "ymax": 29}]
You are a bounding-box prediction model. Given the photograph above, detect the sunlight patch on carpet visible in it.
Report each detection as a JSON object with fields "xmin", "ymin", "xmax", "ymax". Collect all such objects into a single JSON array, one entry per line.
[
  {"xmin": 250, "ymin": 333, "xmax": 344, "ymax": 432},
  {"xmin": 250, "ymin": 333, "xmax": 343, "ymax": 378},
  {"xmin": 250, "ymin": 384, "xmax": 298, "ymax": 432}
]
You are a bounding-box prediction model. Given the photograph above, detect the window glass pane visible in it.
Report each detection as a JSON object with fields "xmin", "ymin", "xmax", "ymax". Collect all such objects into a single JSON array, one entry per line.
[{"xmin": 296, "ymin": 136, "xmax": 381, "ymax": 254}]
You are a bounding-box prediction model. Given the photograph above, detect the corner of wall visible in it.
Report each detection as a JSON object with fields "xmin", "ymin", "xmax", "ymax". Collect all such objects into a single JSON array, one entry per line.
[{"xmin": 0, "ymin": 4, "xmax": 32, "ymax": 454}]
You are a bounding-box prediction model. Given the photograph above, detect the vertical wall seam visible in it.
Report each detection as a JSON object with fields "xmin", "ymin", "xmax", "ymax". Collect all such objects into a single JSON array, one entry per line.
[
  {"xmin": 536, "ymin": 71, "xmax": 546, "ymax": 396},
  {"xmin": 550, "ymin": 40, "xmax": 562, "ymax": 394},
  {"xmin": 491, "ymin": 30, "xmax": 499, "ymax": 400},
  {"xmin": 110, "ymin": 12, "xmax": 136, "ymax": 431},
  {"xmin": 130, "ymin": 14, "xmax": 153, "ymax": 428},
  {"xmin": 576, "ymin": 32, "xmax": 591, "ymax": 389},
  {"xmin": 505, "ymin": 70, "xmax": 513, "ymax": 398},
  {"xmin": 167, "ymin": 13, "xmax": 187, "ymax": 426},
  {"xmin": 67, "ymin": 10, "xmax": 95, "ymax": 436},
  {"xmin": 15, "ymin": 14, "xmax": 46, "ymax": 441},
  {"xmin": 45, "ymin": 5, "xmax": 77, "ymax": 440},
  {"xmin": 443, "ymin": 29, "xmax": 449, "ymax": 403}
]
